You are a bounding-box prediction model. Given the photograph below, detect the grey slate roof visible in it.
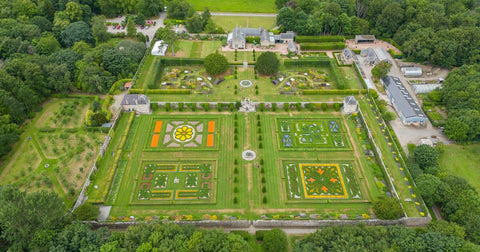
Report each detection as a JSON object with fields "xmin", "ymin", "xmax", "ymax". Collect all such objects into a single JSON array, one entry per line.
[
  {"xmin": 382, "ymin": 76, "xmax": 425, "ymax": 119},
  {"xmin": 355, "ymin": 35, "xmax": 375, "ymax": 41},
  {"xmin": 121, "ymin": 94, "xmax": 150, "ymax": 105}
]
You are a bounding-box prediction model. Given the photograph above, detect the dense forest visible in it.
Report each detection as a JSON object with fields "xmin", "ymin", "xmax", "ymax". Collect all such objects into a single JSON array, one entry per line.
[
  {"xmin": 276, "ymin": 0, "xmax": 480, "ymax": 68},
  {"xmin": 0, "ymin": 185, "xmax": 479, "ymax": 251},
  {"xmin": 0, "ymin": 0, "xmax": 147, "ymax": 156}
]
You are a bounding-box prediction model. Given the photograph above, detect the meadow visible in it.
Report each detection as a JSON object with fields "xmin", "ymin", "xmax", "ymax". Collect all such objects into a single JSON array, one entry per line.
[
  {"xmin": 186, "ymin": 0, "xmax": 277, "ymax": 13},
  {"xmin": 439, "ymin": 144, "xmax": 480, "ymax": 191}
]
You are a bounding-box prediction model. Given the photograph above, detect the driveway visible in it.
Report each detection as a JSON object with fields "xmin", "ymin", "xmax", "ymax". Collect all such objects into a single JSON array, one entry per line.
[
  {"xmin": 353, "ymin": 42, "xmax": 451, "ymax": 150},
  {"xmin": 106, "ymin": 12, "xmax": 166, "ymax": 42}
]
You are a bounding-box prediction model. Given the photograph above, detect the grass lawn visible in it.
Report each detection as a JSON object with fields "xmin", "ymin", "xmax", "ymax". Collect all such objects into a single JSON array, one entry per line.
[
  {"xmin": 0, "ymin": 98, "xmax": 106, "ymax": 207},
  {"xmin": 165, "ymin": 41, "xmax": 222, "ymax": 58},
  {"xmin": 339, "ymin": 67, "xmax": 363, "ymax": 89},
  {"xmin": 211, "ymin": 16, "xmax": 277, "ymax": 32},
  {"xmin": 134, "ymin": 55, "xmax": 163, "ymax": 89},
  {"xmin": 439, "ymin": 144, "xmax": 480, "ymax": 191},
  {"xmin": 88, "ymin": 110, "xmax": 382, "ymax": 221},
  {"xmin": 187, "ymin": 0, "xmax": 277, "ymax": 13}
]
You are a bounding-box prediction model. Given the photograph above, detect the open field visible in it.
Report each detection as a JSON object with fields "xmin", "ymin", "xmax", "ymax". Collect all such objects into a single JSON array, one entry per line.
[
  {"xmin": 87, "ymin": 111, "xmax": 383, "ymax": 220},
  {"xmin": 0, "ymin": 98, "xmax": 106, "ymax": 207},
  {"xmin": 211, "ymin": 16, "xmax": 277, "ymax": 32},
  {"xmin": 187, "ymin": 0, "xmax": 277, "ymax": 13},
  {"xmin": 439, "ymin": 144, "xmax": 480, "ymax": 191}
]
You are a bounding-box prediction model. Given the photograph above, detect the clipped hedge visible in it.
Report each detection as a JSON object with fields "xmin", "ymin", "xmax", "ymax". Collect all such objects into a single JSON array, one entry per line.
[
  {"xmin": 160, "ymin": 57, "xmax": 204, "ymax": 66},
  {"xmin": 300, "ymin": 42, "xmax": 345, "ymax": 51},
  {"xmin": 283, "ymin": 57, "xmax": 331, "ymax": 67},
  {"xmin": 295, "ymin": 35, "xmax": 345, "ymax": 43},
  {"xmin": 130, "ymin": 89, "xmax": 191, "ymax": 95},
  {"xmin": 301, "ymin": 89, "xmax": 367, "ymax": 95}
]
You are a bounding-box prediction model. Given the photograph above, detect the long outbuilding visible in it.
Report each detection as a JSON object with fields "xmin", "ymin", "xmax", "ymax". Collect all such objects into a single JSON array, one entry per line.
[{"xmin": 381, "ymin": 76, "xmax": 427, "ymax": 127}]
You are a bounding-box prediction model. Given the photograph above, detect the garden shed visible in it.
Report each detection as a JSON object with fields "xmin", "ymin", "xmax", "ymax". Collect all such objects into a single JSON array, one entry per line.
[{"xmin": 355, "ymin": 35, "xmax": 375, "ymax": 43}]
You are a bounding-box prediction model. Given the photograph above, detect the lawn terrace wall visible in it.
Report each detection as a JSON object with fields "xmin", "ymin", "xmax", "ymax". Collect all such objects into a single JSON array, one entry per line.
[
  {"xmin": 87, "ymin": 216, "xmax": 431, "ymax": 229},
  {"xmin": 155, "ymin": 101, "xmax": 343, "ymax": 110},
  {"xmin": 72, "ymin": 108, "xmax": 123, "ymax": 210}
]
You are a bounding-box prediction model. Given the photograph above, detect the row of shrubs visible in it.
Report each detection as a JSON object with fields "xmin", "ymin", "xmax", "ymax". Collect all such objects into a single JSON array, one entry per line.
[
  {"xmin": 129, "ymin": 89, "xmax": 191, "ymax": 94},
  {"xmin": 301, "ymin": 89, "xmax": 367, "ymax": 95},
  {"xmin": 160, "ymin": 57, "xmax": 204, "ymax": 66},
  {"xmin": 300, "ymin": 42, "xmax": 346, "ymax": 51},
  {"xmin": 295, "ymin": 35, "xmax": 345, "ymax": 43}
]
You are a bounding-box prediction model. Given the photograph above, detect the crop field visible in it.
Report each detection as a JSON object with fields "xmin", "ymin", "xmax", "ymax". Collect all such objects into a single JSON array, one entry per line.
[
  {"xmin": 88, "ymin": 111, "xmax": 381, "ymax": 220},
  {"xmin": 0, "ymin": 98, "xmax": 106, "ymax": 207}
]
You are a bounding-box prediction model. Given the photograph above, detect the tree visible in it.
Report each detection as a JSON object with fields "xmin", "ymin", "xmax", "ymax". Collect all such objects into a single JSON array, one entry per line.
[
  {"xmin": 0, "ymin": 115, "xmax": 19, "ymax": 156},
  {"xmin": 31, "ymin": 16, "xmax": 53, "ymax": 32},
  {"xmin": 65, "ymin": 1, "xmax": 83, "ymax": 22},
  {"xmin": 134, "ymin": 13, "xmax": 146, "ymax": 25},
  {"xmin": 186, "ymin": 13, "xmax": 204, "ymax": 33},
  {"xmin": 136, "ymin": 0, "xmax": 164, "ymax": 17},
  {"xmin": 126, "ymin": 17, "xmax": 136, "ymax": 37},
  {"xmin": 167, "ymin": 0, "xmax": 194, "ymax": 20},
  {"xmin": 92, "ymin": 15, "xmax": 110, "ymax": 44},
  {"xmin": 60, "ymin": 21, "xmax": 94, "ymax": 47},
  {"xmin": 255, "ymin": 52, "xmax": 279, "ymax": 75},
  {"xmin": 263, "ymin": 228, "xmax": 287, "ymax": 252},
  {"xmin": 204, "ymin": 53, "xmax": 229, "ymax": 75},
  {"xmin": 382, "ymin": 110, "xmax": 396, "ymax": 122},
  {"xmin": 372, "ymin": 196, "xmax": 403, "ymax": 219},
  {"xmin": 156, "ymin": 25, "xmax": 178, "ymax": 56},
  {"xmin": 0, "ymin": 186, "xmax": 72, "ymax": 250},
  {"xmin": 201, "ymin": 8, "xmax": 211, "ymax": 27},
  {"xmin": 413, "ymin": 144, "xmax": 439, "ymax": 170},
  {"xmin": 416, "ymin": 174, "xmax": 445, "ymax": 207},
  {"xmin": 35, "ymin": 34, "xmax": 60, "ymax": 55},
  {"xmin": 204, "ymin": 19, "xmax": 217, "ymax": 34},
  {"xmin": 74, "ymin": 203, "xmax": 100, "ymax": 221},
  {"xmin": 371, "ymin": 61, "xmax": 392, "ymax": 79}
]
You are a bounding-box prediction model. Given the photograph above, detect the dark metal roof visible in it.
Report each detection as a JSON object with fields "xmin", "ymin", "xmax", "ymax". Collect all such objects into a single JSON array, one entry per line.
[
  {"xmin": 382, "ymin": 76, "xmax": 425, "ymax": 119},
  {"xmin": 121, "ymin": 94, "xmax": 150, "ymax": 105}
]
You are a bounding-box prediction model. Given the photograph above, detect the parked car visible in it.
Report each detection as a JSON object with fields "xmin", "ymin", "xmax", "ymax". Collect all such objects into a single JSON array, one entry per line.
[
  {"xmin": 117, "ymin": 25, "xmax": 121, "ymax": 29},
  {"xmin": 112, "ymin": 25, "xmax": 116, "ymax": 30}
]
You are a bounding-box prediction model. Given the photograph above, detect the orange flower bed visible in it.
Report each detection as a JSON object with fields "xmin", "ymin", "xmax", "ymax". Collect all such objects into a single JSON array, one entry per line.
[
  {"xmin": 154, "ymin": 121, "xmax": 163, "ymax": 133},
  {"xmin": 207, "ymin": 121, "xmax": 215, "ymax": 133},
  {"xmin": 207, "ymin": 134, "xmax": 214, "ymax": 147},
  {"xmin": 151, "ymin": 134, "xmax": 160, "ymax": 147}
]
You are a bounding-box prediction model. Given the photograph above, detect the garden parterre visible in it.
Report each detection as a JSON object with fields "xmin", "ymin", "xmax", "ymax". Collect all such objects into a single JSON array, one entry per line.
[{"xmin": 90, "ymin": 111, "xmax": 381, "ymax": 220}]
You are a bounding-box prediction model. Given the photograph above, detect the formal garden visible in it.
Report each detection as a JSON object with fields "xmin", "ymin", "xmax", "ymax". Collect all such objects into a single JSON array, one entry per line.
[{"xmin": 85, "ymin": 110, "xmax": 388, "ymax": 220}]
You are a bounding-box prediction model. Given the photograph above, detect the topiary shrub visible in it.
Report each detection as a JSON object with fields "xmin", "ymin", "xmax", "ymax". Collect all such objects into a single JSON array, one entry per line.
[
  {"xmin": 204, "ymin": 53, "xmax": 229, "ymax": 75},
  {"xmin": 255, "ymin": 52, "xmax": 279, "ymax": 75}
]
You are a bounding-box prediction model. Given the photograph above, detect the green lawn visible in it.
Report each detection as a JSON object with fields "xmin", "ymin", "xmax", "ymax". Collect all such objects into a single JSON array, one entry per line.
[
  {"xmin": 339, "ymin": 67, "xmax": 363, "ymax": 89},
  {"xmin": 211, "ymin": 16, "xmax": 277, "ymax": 32},
  {"xmin": 0, "ymin": 98, "xmax": 106, "ymax": 207},
  {"xmin": 134, "ymin": 55, "xmax": 163, "ymax": 89},
  {"xmin": 166, "ymin": 41, "xmax": 222, "ymax": 58},
  {"xmin": 187, "ymin": 0, "xmax": 277, "ymax": 13},
  {"xmin": 439, "ymin": 144, "xmax": 480, "ymax": 191}
]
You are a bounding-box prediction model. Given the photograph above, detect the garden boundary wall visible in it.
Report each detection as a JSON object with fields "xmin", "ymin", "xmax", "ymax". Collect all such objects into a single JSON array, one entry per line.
[
  {"xmin": 72, "ymin": 108, "xmax": 122, "ymax": 211},
  {"xmin": 86, "ymin": 216, "xmax": 431, "ymax": 231},
  {"xmin": 156, "ymin": 101, "xmax": 341, "ymax": 110}
]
